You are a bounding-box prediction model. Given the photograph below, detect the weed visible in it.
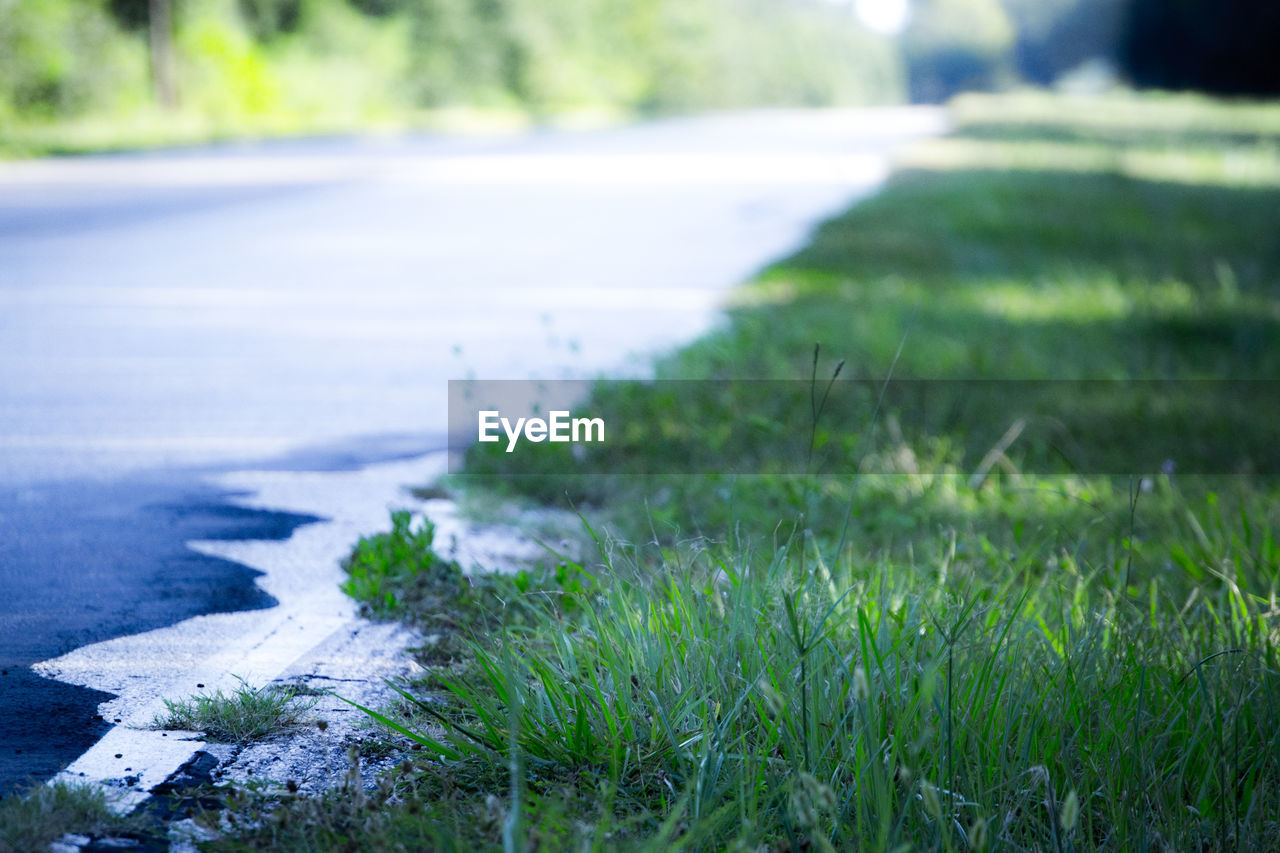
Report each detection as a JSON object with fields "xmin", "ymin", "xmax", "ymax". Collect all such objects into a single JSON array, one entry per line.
[
  {"xmin": 155, "ymin": 677, "xmax": 318, "ymax": 744},
  {"xmin": 341, "ymin": 511, "xmax": 462, "ymax": 621},
  {"xmin": 0, "ymin": 781, "xmax": 143, "ymax": 851}
]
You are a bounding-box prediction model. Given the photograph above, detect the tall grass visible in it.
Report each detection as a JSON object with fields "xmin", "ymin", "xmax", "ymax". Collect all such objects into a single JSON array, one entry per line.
[
  {"xmin": 370, "ymin": 92, "xmax": 1280, "ymax": 850},
  {"xmin": 344, "ymin": 510, "xmax": 1278, "ymax": 850},
  {"xmin": 0, "ymin": 782, "xmax": 143, "ymax": 851}
]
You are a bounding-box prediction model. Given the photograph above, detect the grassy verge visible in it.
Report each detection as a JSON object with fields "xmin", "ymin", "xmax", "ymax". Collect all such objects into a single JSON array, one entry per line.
[
  {"xmin": 0, "ymin": 105, "xmax": 567, "ymax": 160},
  {"xmin": 0, "ymin": 782, "xmax": 145, "ymax": 851},
  {"xmin": 217, "ymin": 90, "xmax": 1280, "ymax": 850},
  {"xmin": 461, "ymin": 89, "xmax": 1280, "ymax": 565}
]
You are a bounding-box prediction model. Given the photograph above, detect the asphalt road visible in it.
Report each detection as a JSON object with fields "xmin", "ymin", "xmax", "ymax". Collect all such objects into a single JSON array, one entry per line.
[{"xmin": 0, "ymin": 108, "xmax": 943, "ymax": 791}]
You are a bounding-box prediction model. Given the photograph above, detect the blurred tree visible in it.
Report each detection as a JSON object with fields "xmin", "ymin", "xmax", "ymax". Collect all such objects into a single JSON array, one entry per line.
[
  {"xmin": 1001, "ymin": 0, "xmax": 1124, "ymax": 84},
  {"xmin": 106, "ymin": 0, "xmax": 177, "ymax": 105},
  {"xmin": 903, "ymin": 0, "xmax": 1014, "ymax": 102},
  {"xmin": 1120, "ymin": 0, "xmax": 1280, "ymax": 95},
  {"xmin": 3, "ymin": 0, "xmax": 902, "ymax": 125},
  {"xmin": 346, "ymin": 0, "xmax": 408, "ymax": 16},
  {"xmin": 0, "ymin": 0, "xmax": 145, "ymax": 118},
  {"xmin": 237, "ymin": 0, "xmax": 303, "ymax": 39},
  {"xmin": 403, "ymin": 0, "xmax": 900, "ymax": 112},
  {"xmin": 150, "ymin": 0, "xmax": 177, "ymax": 106}
]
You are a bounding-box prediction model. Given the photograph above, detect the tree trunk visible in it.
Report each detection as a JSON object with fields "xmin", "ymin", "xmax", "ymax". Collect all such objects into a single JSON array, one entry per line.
[{"xmin": 149, "ymin": 0, "xmax": 177, "ymax": 108}]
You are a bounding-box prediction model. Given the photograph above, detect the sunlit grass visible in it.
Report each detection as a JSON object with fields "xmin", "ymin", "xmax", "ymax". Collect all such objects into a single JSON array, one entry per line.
[
  {"xmin": 950, "ymin": 89, "xmax": 1280, "ymax": 138},
  {"xmin": 901, "ymin": 90, "xmax": 1280, "ymax": 188},
  {"xmin": 899, "ymin": 136, "xmax": 1280, "ymax": 187},
  {"xmin": 437, "ymin": 90, "xmax": 1280, "ymax": 848}
]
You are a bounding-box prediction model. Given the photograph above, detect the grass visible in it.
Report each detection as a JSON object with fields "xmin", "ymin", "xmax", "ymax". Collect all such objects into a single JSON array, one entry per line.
[
  {"xmin": 218, "ymin": 513, "xmax": 1280, "ymax": 851},
  {"xmin": 211, "ymin": 89, "xmax": 1280, "ymax": 850},
  {"xmin": 462, "ymin": 88, "xmax": 1280, "ymax": 556},
  {"xmin": 0, "ymin": 105, "xmax": 547, "ymax": 160},
  {"xmin": 0, "ymin": 781, "xmax": 144, "ymax": 851},
  {"xmin": 156, "ymin": 677, "xmax": 319, "ymax": 744},
  {"xmin": 341, "ymin": 508, "xmax": 601, "ymax": 663}
]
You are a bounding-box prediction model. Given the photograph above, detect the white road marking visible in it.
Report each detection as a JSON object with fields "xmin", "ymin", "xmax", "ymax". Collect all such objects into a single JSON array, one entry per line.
[{"xmin": 35, "ymin": 454, "xmax": 451, "ymax": 811}]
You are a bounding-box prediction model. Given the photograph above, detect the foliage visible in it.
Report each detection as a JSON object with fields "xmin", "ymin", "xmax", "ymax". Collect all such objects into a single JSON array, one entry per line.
[
  {"xmin": 341, "ymin": 510, "xmax": 463, "ymax": 621},
  {"xmin": 0, "ymin": 0, "xmax": 902, "ymax": 155},
  {"xmin": 8, "ymin": 0, "xmax": 1280, "ymax": 149},
  {"xmin": 0, "ymin": 0, "xmax": 147, "ymax": 121},
  {"xmin": 341, "ymin": 509, "xmax": 599, "ymax": 666},
  {"xmin": 1119, "ymin": 0, "xmax": 1280, "ymax": 96},
  {"xmin": 403, "ymin": 0, "xmax": 900, "ymax": 113},
  {"xmin": 902, "ymin": 0, "xmax": 1016, "ymax": 102}
]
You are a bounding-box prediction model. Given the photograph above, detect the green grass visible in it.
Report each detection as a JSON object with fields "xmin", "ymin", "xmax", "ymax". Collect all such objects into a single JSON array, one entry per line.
[
  {"xmin": 221, "ymin": 511, "xmax": 1280, "ymax": 851},
  {"xmin": 0, "ymin": 105, "xmax": 545, "ymax": 160},
  {"xmin": 214, "ymin": 90, "xmax": 1280, "ymax": 850},
  {"xmin": 462, "ymin": 89, "xmax": 1280, "ymax": 557},
  {"xmin": 155, "ymin": 677, "xmax": 318, "ymax": 744},
  {"xmin": 0, "ymin": 782, "xmax": 143, "ymax": 851}
]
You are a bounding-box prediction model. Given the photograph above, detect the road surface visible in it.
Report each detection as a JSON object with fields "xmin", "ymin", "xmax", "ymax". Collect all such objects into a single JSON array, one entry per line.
[{"xmin": 0, "ymin": 108, "xmax": 944, "ymax": 790}]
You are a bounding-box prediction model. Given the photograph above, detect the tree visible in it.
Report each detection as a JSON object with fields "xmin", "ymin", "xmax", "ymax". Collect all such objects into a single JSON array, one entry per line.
[
  {"xmin": 1120, "ymin": 0, "xmax": 1280, "ymax": 96},
  {"xmin": 1001, "ymin": 0, "xmax": 1124, "ymax": 85},
  {"xmin": 903, "ymin": 0, "xmax": 1014, "ymax": 102},
  {"xmin": 150, "ymin": 0, "xmax": 177, "ymax": 107}
]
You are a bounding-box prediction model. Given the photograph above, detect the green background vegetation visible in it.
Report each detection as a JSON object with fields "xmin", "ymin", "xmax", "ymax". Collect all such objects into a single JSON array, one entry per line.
[
  {"xmin": 11, "ymin": 0, "xmax": 1278, "ymax": 157},
  {"xmin": 466, "ymin": 90, "xmax": 1280, "ymax": 555},
  {"xmin": 5, "ymin": 0, "xmax": 1276, "ymax": 156},
  {"xmin": 0, "ymin": 0, "xmax": 900, "ymax": 155}
]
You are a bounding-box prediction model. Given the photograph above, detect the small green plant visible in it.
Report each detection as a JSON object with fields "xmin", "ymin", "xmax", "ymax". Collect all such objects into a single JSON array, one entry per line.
[
  {"xmin": 0, "ymin": 781, "xmax": 143, "ymax": 851},
  {"xmin": 155, "ymin": 676, "xmax": 318, "ymax": 744},
  {"xmin": 342, "ymin": 511, "xmax": 459, "ymax": 619}
]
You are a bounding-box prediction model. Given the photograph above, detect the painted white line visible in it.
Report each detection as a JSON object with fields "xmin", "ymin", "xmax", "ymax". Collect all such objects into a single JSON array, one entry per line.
[{"xmin": 35, "ymin": 453, "xmax": 448, "ymax": 811}]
